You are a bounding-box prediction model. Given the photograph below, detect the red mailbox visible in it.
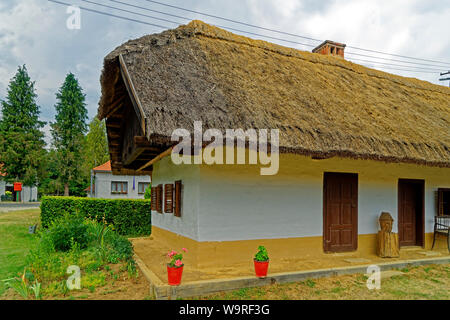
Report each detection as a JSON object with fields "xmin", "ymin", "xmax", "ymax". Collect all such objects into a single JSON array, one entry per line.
[{"xmin": 13, "ymin": 182, "xmax": 22, "ymax": 191}]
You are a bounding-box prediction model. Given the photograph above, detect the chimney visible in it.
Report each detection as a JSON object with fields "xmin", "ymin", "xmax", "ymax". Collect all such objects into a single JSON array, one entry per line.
[{"xmin": 312, "ymin": 40, "xmax": 346, "ymax": 58}]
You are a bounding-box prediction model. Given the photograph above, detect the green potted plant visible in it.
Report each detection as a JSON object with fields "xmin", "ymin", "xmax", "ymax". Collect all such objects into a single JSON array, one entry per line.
[
  {"xmin": 254, "ymin": 245, "xmax": 269, "ymax": 278},
  {"xmin": 167, "ymin": 248, "xmax": 188, "ymax": 286}
]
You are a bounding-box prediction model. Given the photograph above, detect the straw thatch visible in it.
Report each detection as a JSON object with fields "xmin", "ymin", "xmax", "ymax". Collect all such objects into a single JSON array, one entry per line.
[{"xmin": 98, "ymin": 20, "xmax": 450, "ymax": 168}]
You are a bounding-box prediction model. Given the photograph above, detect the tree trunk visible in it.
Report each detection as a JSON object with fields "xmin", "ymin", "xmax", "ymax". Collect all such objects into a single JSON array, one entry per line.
[{"xmin": 64, "ymin": 183, "xmax": 69, "ymax": 196}]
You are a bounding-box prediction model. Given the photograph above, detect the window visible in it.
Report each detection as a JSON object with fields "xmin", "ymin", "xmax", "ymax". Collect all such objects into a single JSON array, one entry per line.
[
  {"xmin": 438, "ymin": 188, "xmax": 450, "ymax": 216},
  {"xmin": 111, "ymin": 181, "xmax": 128, "ymax": 194},
  {"xmin": 138, "ymin": 182, "xmax": 150, "ymax": 194}
]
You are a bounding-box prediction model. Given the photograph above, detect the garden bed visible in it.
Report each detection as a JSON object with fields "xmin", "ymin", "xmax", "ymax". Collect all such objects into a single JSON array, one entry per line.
[{"xmin": 0, "ymin": 209, "xmax": 150, "ymax": 300}]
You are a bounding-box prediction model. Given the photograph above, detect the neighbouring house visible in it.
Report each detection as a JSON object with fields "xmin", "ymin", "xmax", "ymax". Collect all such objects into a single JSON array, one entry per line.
[
  {"xmin": 97, "ymin": 21, "xmax": 450, "ymax": 268},
  {"xmin": 0, "ymin": 165, "xmax": 38, "ymax": 202},
  {"xmin": 87, "ymin": 161, "xmax": 150, "ymax": 199}
]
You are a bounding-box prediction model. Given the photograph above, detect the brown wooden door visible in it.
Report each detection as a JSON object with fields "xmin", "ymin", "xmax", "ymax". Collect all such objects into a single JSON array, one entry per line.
[
  {"xmin": 398, "ymin": 179, "xmax": 424, "ymax": 247},
  {"xmin": 323, "ymin": 173, "xmax": 358, "ymax": 252}
]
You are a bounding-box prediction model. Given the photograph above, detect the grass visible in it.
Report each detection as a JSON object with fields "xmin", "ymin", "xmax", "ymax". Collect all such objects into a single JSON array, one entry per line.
[
  {"xmin": 0, "ymin": 209, "xmax": 151, "ymax": 300},
  {"xmin": 1, "ymin": 209, "xmax": 449, "ymax": 300},
  {"xmin": 193, "ymin": 264, "xmax": 450, "ymax": 300},
  {"xmin": 0, "ymin": 209, "xmax": 40, "ymax": 296}
]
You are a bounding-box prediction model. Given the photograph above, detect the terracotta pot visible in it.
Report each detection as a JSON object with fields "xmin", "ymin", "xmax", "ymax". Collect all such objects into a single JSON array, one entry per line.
[
  {"xmin": 167, "ymin": 265, "xmax": 184, "ymax": 286},
  {"xmin": 254, "ymin": 259, "xmax": 269, "ymax": 278}
]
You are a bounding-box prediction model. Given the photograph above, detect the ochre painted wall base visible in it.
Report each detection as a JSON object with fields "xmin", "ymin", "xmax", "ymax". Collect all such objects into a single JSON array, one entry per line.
[{"xmin": 152, "ymin": 226, "xmax": 436, "ymax": 268}]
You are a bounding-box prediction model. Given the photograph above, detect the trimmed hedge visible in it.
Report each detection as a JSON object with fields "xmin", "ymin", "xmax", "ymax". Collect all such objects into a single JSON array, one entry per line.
[{"xmin": 40, "ymin": 196, "xmax": 151, "ymax": 236}]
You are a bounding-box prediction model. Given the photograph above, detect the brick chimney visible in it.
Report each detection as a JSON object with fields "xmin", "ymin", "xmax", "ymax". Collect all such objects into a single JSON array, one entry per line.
[{"xmin": 312, "ymin": 40, "xmax": 346, "ymax": 58}]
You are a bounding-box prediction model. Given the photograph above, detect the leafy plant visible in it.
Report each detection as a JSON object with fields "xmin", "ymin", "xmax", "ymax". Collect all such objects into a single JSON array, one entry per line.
[
  {"xmin": 45, "ymin": 213, "xmax": 90, "ymax": 252},
  {"xmin": 144, "ymin": 184, "xmax": 152, "ymax": 200},
  {"xmin": 3, "ymin": 269, "xmax": 42, "ymax": 299},
  {"xmin": 167, "ymin": 248, "xmax": 188, "ymax": 268},
  {"xmin": 40, "ymin": 196, "xmax": 151, "ymax": 236},
  {"xmin": 254, "ymin": 246, "xmax": 269, "ymax": 262},
  {"xmin": 20, "ymin": 214, "xmax": 139, "ymax": 299},
  {"xmin": 108, "ymin": 236, "xmax": 133, "ymax": 263},
  {"xmin": 29, "ymin": 280, "xmax": 42, "ymax": 300}
]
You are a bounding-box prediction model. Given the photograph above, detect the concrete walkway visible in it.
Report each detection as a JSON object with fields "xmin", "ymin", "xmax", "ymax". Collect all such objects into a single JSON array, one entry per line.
[{"xmin": 0, "ymin": 202, "xmax": 40, "ymax": 212}]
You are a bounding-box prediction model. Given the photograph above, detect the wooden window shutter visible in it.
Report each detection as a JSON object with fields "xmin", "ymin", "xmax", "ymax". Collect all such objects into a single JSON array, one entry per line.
[
  {"xmin": 164, "ymin": 184, "xmax": 174, "ymax": 213},
  {"xmin": 156, "ymin": 184, "xmax": 163, "ymax": 214},
  {"xmin": 174, "ymin": 180, "xmax": 182, "ymax": 217},
  {"xmin": 151, "ymin": 186, "xmax": 157, "ymax": 211}
]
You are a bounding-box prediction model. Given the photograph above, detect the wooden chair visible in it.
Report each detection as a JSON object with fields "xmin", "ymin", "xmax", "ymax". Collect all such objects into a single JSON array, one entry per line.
[{"xmin": 432, "ymin": 216, "xmax": 450, "ymax": 252}]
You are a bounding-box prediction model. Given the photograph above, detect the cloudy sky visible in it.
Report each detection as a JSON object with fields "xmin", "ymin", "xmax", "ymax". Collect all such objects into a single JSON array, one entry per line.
[{"xmin": 1, "ymin": 0, "xmax": 449, "ymax": 145}]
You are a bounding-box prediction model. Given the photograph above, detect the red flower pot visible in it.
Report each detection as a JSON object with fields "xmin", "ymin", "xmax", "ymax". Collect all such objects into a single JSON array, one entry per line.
[
  {"xmin": 167, "ymin": 265, "xmax": 183, "ymax": 286},
  {"xmin": 254, "ymin": 259, "xmax": 269, "ymax": 278}
]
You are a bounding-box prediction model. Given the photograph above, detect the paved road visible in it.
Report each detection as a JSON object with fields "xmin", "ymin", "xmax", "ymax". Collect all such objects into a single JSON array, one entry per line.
[{"xmin": 0, "ymin": 202, "xmax": 40, "ymax": 212}]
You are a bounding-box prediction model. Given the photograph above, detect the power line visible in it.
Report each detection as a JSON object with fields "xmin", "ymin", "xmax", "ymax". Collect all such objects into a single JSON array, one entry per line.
[
  {"xmin": 346, "ymin": 45, "xmax": 450, "ymax": 66},
  {"xmin": 48, "ymin": 0, "xmax": 170, "ymax": 29},
  {"xmin": 84, "ymin": 0, "xmax": 316, "ymax": 49},
  {"xmin": 107, "ymin": 0, "xmax": 448, "ymax": 70},
  {"xmin": 141, "ymin": 0, "xmax": 323, "ymax": 43},
  {"xmin": 140, "ymin": 0, "xmax": 450, "ymax": 67},
  {"xmin": 345, "ymin": 52, "xmax": 450, "ymax": 69},
  {"xmin": 350, "ymin": 63, "xmax": 442, "ymax": 74},
  {"xmin": 347, "ymin": 58, "xmax": 444, "ymax": 72},
  {"xmin": 81, "ymin": 0, "xmax": 182, "ymax": 26},
  {"xmin": 48, "ymin": 0, "xmax": 448, "ymax": 76}
]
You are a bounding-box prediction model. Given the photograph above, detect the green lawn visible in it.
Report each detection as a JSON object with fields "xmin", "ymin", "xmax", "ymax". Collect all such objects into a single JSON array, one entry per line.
[
  {"xmin": 0, "ymin": 209, "xmax": 40, "ymax": 295},
  {"xmin": 1, "ymin": 209, "xmax": 449, "ymax": 300}
]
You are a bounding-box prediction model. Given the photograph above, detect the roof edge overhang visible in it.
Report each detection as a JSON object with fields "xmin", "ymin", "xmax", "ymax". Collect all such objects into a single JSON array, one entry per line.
[{"xmin": 98, "ymin": 55, "xmax": 167, "ymax": 175}]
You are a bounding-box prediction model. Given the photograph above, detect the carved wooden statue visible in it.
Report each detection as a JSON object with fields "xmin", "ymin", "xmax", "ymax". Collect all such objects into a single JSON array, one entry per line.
[{"xmin": 377, "ymin": 212, "xmax": 399, "ymax": 258}]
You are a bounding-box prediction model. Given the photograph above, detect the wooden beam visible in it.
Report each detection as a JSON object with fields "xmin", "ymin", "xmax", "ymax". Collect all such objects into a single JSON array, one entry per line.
[
  {"xmin": 137, "ymin": 147, "xmax": 173, "ymax": 172},
  {"xmin": 109, "ymin": 132, "xmax": 121, "ymax": 139},
  {"xmin": 119, "ymin": 54, "xmax": 146, "ymax": 135},
  {"xmin": 108, "ymin": 113, "xmax": 124, "ymax": 119},
  {"xmin": 133, "ymin": 136, "xmax": 161, "ymax": 152},
  {"xmin": 106, "ymin": 119, "xmax": 122, "ymax": 129},
  {"xmin": 105, "ymin": 96, "xmax": 125, "ymax": 118},
  {"xmin": 123, "ymin": 147, "xmax": 145, "ymax": 166}
]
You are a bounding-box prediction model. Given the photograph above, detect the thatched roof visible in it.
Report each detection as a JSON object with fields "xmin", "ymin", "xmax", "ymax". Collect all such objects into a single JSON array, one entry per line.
[{"xmin": 98, "ymin": 20, "xmax": 450, "ymax": 169}]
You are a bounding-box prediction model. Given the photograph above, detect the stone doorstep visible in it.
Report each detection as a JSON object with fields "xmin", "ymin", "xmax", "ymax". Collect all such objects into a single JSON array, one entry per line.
[
  {"xmin": 343, "ymin": 258, "xmax": 372, "ymax": 263},
  {"xmin": 134, "ymin": 255, "xmax": 450, "ymax": 300},
  {"xmin": 417, "ymin": 251, "xmax": 442, "ymax": 257}
]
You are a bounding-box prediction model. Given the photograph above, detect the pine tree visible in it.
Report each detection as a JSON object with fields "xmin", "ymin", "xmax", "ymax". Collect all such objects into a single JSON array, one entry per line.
[
  {"xmin": 51, "ymin": 73, "xmax": 88, "ymax": 196},
  {"xmin": 0, "ymin": 65, "xmax": 45, "ymax": 189}
]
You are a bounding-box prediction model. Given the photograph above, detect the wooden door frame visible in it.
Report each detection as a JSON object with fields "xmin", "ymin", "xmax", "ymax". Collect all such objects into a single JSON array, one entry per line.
[
  {"xmin": 398, "ymin": 179, "xmax": 425, "ymax": 248},
  {"xmin": 323, "ymin": 172, "xmax": 359, "ymax": 253}
]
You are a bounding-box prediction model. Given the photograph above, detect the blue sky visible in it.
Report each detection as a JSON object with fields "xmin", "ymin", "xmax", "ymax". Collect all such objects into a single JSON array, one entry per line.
[{"xmin": 1, "ymin": 0, "xmax": 449, "ymax": 145}]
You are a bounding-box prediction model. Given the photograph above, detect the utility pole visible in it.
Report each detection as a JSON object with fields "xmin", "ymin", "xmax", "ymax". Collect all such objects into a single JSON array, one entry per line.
[{"xmin": 439, "ymin": 71, "xmax": 450, "ymax": 87}]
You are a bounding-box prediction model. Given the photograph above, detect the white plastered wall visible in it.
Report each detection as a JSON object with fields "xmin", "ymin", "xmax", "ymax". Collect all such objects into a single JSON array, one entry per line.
[
  {"xmin": 151, "ymin": 157, "xmax": 201, "ymax": 240},
  {"xmin": 151, "ymin": 152, "xmax": 450, "ymax": 242}
]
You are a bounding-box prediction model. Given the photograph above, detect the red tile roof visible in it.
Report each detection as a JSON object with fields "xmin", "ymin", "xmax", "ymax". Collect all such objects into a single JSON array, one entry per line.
[
  {"xmin": 93, "ymin": 161, "xmax": 112, "ymax": 172},
  {"xmin": 85, "ymin": 184, "xmax": 95, "ymax": 192}
]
